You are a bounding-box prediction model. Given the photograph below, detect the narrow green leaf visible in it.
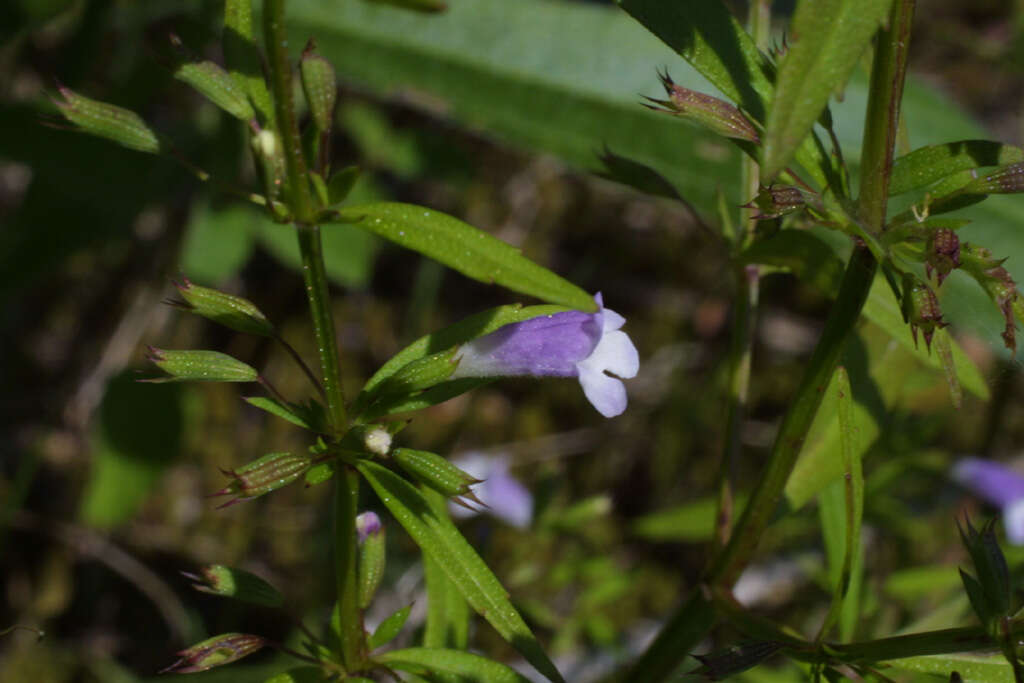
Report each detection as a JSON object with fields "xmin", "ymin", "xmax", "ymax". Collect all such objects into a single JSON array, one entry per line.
[
  {"xmin": 890, "ymin": 140, "xmax": 1024, "ymax": 196},
  {"xmin": 328, "ymin": 203, "xmax": 594, "ymax": 310},
  {"xmin": 762, "ymin": 0, "xmax": 893, "ymax": 178},
  {"xmin": 357, "ymin": 461, "xmax": 563, "ymax": 683},
  {"xmin": 263, "ymin": 667, "xmax": 330, "ymax": 683},
  {"xmin": 361, "ymin": 379, "xmax": 493, "ymax": 420},
  {"xmin": 934, "ymin": 329, "xmax": 964, "ymax": 409},
  {"xmin": 422, "ymin": 487, "xmax": 470, "ymax": 650},
  {"xmin": 223, "ymin": 0, "xmax": 274, "ymax": 126},
  {"xmin": 171, "ymin": 48, "xmax": 255, "ymax": 121},
  {"xmin": 817, "ymin": 366, "xmax": 864, "ymax": 641},
  {"xmin": 888, "ymin": 653, "xmax": 1014, "ymax": 682},
  {"xmin": 243, "ymin": 396, "xmax": 312, "ymax": 430},
  {"xmin": 368, "ymin": 605, "xmax": 412, "ymax": 650},
  {"xmin": 364, "ymin": 0, "xmax": 447, "ymax": 13},
  {"xmin": 376, "ymin": 648, "xmax": 531, "ymax": 683}
]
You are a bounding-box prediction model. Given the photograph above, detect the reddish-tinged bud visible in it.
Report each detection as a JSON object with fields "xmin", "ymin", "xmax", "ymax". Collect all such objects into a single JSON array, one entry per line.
[
  {"xmin": 925, "ymin": 228, "xmax": 961, "ymax": 285},
  {"xmin": 961, "ymin": 244, "xmax": 1021, "ymax": 353},
  {"xmin": 644, "ymin": 70, "xmax": 759, "ymax": 143},
  {"xmin": 212, "ymin": 452, "xmax": 313, "ymax": 508},
  {"xmin": 742, "ymin": 184, "xmax": 807, "ymax": 220},
  {"xmin": 902, "ymin": 277, "xmax": 947, "ymax": 351},
  {"xmin": 171, "ymin": 278, "xmax": 274, "ymax": 337},
  {"xmin": 160, "ymin": 633, "xmax": 266, "ymax": 673}
]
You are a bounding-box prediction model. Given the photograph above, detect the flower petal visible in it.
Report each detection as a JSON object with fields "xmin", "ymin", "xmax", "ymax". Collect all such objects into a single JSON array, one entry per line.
[
  {"xmin": 1005, "ymin": 499, "xmax": 1024, "ymax": 545},
  {"xmin": 602, "ymin": 307, "xmax": 626, "ymax": 332},
  {"xmin": 578, "ymin": 365, "xmax": 628, "ymax": 417},
  {"xmin": 579, "ymin": 330, "xmax": 639, "ymax": 379},
  {"xmin": 952, "ymin": 458, "xmax": 1024, "ymax": 507}
]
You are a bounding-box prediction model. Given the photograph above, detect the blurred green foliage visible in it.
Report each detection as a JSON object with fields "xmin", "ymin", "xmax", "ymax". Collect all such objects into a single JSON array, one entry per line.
[{"xmin": 6, "ymin": 0, "xmax": 1024, "ymax": 681}]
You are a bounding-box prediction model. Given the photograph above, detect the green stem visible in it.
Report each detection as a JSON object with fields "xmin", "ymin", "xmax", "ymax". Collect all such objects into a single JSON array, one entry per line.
[
  {"xmin": 296, "ymin": 224, "xmax": 348, "ymax": 432},
  {"xmin": 334, "ymin": 466, "xmax": 364, "ymax": 670},
  {"xmin": 714, "ymin": 0, "xmax": 770, "ymax": 554},
  {"xmin": 624, "ymin": 590, "xmax": 716, "ymax": 681},
  {"xmin": 263, "ymin": 0, "xmax": 316, "ymax": 224},
  {"xmin": 707, "ymin": 0, "xmax": 915, "ymax": 590},
  {"xmin": 858, "ymin": 0, "xmax": 915, "ymax": 232}
]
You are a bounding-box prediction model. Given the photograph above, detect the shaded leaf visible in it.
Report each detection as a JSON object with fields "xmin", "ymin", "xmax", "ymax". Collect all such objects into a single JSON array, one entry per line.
[
  {"xmin": 328, "ymin": 202, "xmax": 594, "ymax": 310},
  {"xmin": 357, "ymin": 461, "xmax": 563, "ymax": 683},
  {"xmin": 376, "ymin": 648, "xmax": 531, "ymax": 683}
]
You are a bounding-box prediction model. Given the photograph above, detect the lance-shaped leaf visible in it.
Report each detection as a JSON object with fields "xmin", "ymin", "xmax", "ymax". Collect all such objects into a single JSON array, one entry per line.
[
  {"xmin": 890, "ymin": 140, "xmax": 1024, "ymax": 196},
  {"xmin": 421, "ymin": 487, "xmax": 470, "ymax": 649},
  {"xmin": 327, "ymin": 203, "xmax": 594, "ymax": 310},
  {"xmin": 223, "ymin": 0, "xmax": 274, "ymax": 126},
  {"xmin": 172, "ymin": 278, "xmax": 274, "ymax": 336},
  {"xmin": 145, "ymin": 348, "xmax": 259, "ymax": 383},
  {"xmin": 887, "ymin": 653, "xmax": 1014, "ymax": 682},
  {"xmin": 169, "ymin": 35, "xmax": 255, "ymax": 121},
  {"xmin": 392, "ymin": 448, "xmax": 481, "ymax": 503},
  {"xmin": 363, "ymin": 0, "xmax": 447, "ymax": 12},
  {"xmin": 817, "ymin": 366, "xmax": 865, "ymax": 641},
  {"xmin": 761, "ymin": 0, "xmax": 893, "ymax": 179},
  {"xmin": 52, "ymin": 86, "xmax": 162, "ymax": 154},
  {"xmin": 368, "ymin": 605, "xmax": 412, "ymax": 650},
  {"xmin": 692, "ymin": 641, "xmax": 784, "ymax": 680},
  {"xmin": 182, "ymin": 564, "xmax": 284, "ymax": 608},
  {"xmin": 375, "ymin": 648, "xmax": 531, "ymax": 683},
  {"xmin": 357, "ymin": 460, "xmax": 563, "ymax": 683}
]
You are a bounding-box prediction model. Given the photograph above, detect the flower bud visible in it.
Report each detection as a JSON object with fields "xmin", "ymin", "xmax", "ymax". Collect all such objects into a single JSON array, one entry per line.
[
  {"xmin": 53, "ymin": 85, "xmax": 161, "ymax": 154},
  {"xmin": 958, "ymin": 516, "xmax": 1012, "ymax": 637},
  {"xmin": 300, "ymin": 40, "xmax": 337, "ymax": 134},
  {"xmin": 925, "ymin": 228, "xmax": 960, "ymax": 285},
  {"xmin": 160, "ymin": 633, "xmax": 266, "ymax": 673},
  {"xmin": 212, "ymin": 452, "xmax": 313, "ymax": 507},
  {"xmin": 182, "ymin": 564, "xmax": 283, "ymax": 608},
  {"xmin": 171, "ymin": 278, "xmax": 274, "ymax": 336},
  {"xmin": 251, "ymin": 128, "xmax": 287, "ymax": 205},
  {"xmin": 901, "ymin": 276, "xmax": 947, "ymax": 351},
  {"xmin": 391, "ymin": 449, "xmax": 483, "ymax": 505},
  {"xmin": 742, "ymin": 184, "xmax": 807, "ymax": 220},
  {"xmin": 145, "ymin": 348, "xmax": 259, "ymax": 383},
  {"xmin": 169, "ymin": 34, "xmax": 255, "ymax": 121},
  {"xmin": 363, "ymin": 427, "xmax": 392, "ymax": 456},
  {"xmin": 644, "ymin": 70, "xmax": 759, "ymax": 143},
  {"xmin": 356, "ymin": 511, "xmax": 385, "ymax": 608}
]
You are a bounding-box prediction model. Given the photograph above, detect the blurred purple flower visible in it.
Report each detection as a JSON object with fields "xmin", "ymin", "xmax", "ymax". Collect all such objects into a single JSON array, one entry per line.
[
  {"xmin": 451, "ymin": 293, "xmax": 639, "ymax": 418},
  {"xmin": 952, "ymin": 457, "xmax": 1024, "ymax": 544},
  {"xmin": 450, "ymin": 452, "xmax": 532, "ymax": 529}
]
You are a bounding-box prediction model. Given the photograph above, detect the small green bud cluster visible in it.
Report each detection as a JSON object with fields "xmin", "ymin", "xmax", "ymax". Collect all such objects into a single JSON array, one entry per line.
[{"xmin": 742, "ymin": 184, "xmax": 807, "ymax": 220}]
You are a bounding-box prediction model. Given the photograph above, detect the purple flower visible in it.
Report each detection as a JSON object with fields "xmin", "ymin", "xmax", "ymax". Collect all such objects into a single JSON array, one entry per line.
[
  {"xmin": 451, "ymin": 294, "xmax": 639, "ymax": 417},
  {"xmin": 952, "ymin": 458, "xmax": 1024, "ymax": 544},
  {"xmin": 356, "ymin": 511, "xmax": 383, "ymax": 544},
  {"xmin": 450, "ymin": 453, "xmax": 533, "ymax": 529}
]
